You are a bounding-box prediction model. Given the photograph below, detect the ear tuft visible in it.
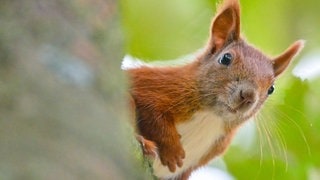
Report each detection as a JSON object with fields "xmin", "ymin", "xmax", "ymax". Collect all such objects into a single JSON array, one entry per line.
[
  {"xmin": 293, "ymin": 39, "xmax": 306, "ymax": 52},
  {"xmin": 273, "ymin": 40, "xmax": 305, "ymax": 77},
  {"xmin": 208, "ymin": 0, "xmax": 241, "ymax": 54},
  {"xmin": 217, "ymin": 0, "xmax": 240, "ymax": 20}
]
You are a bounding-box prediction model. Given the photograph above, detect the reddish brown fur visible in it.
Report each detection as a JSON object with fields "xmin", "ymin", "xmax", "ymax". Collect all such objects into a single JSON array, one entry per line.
[
  {"xmin": 127, "ymin": 0, "xmax": 304, "ymax": 179},
  {"xmin": 129, "ymin": 63, "xmax": 201, "ymax": 172}
]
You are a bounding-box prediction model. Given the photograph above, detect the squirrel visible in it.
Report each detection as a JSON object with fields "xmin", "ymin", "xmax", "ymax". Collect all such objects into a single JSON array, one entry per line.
[{"xmin": 126, "ymin": 0, "xmax": 304, "ymax": 179}]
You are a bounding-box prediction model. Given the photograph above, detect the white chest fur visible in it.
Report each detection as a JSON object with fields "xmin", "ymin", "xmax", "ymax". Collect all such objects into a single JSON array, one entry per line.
[{"xmin": 152, "ymin": 110, "xmax": 226, "ymax": 179}]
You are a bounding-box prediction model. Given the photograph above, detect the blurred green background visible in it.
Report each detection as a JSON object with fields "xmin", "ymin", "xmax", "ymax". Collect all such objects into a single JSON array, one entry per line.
[
  {"xmin": 1, "ymin": 0, "xmax": 319, "ymax": 179},
  {"xmin": 120, "ymin": 0, "xmax": 320, "ymax": 179}
]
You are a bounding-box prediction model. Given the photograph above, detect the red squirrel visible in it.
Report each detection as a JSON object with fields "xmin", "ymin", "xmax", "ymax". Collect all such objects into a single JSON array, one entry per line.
[{"xmin": 126, "ymin": 0, "xmax": 304, "ymax": 179}]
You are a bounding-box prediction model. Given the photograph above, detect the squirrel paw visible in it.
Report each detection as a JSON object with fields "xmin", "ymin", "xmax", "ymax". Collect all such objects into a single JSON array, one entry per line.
[
  {"xmin": 136, "ymin": 135, "xmax": 158, "ymax": 158},
  {"xmin": 159, "ymin": 143, "xmax": 185, "ymax": 172}
]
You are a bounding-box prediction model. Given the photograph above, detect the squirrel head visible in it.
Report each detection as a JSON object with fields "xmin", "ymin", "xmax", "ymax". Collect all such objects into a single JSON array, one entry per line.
[{"xmin": 197, "ymin": 0, "xmax": 304, "ymax": 122}]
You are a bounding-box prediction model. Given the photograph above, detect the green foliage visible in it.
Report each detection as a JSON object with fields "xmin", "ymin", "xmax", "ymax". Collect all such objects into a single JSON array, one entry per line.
[{"xmin": 120, "ymin": 0, "xmax": 215, "ymax": 60}]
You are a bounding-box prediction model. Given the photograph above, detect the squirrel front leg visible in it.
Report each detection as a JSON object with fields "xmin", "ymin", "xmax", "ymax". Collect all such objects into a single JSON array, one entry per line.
[{"xmin": 138, "ymin": 113, "xmax": 185, "ymax": 172}]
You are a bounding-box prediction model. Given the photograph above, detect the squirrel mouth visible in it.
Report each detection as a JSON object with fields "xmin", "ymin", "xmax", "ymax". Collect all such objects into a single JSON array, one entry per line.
[
  {"xmin": 223, "ymin": 104, "xmax": 237, "ymax": 114},
  {"xmin": 223, "ymin": 101, "xmax": 254, "ymax": 115}
]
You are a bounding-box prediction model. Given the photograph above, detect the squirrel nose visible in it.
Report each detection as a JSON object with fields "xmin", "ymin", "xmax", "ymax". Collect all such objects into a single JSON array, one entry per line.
[{"xmin": 239, "ymin": 89, "xmax": 255, "ymax": 105}]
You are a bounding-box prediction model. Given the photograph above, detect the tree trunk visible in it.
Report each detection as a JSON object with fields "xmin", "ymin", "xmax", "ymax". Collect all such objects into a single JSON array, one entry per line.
[{"xmin": 0, "ymin": 0, "xmax": 148, "ymax": 179}]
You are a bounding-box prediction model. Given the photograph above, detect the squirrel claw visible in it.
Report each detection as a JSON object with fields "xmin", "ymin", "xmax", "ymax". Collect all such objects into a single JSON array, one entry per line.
[
  {"xmin": 136, "ymin": 135, "xmax": 158, "ymax": 158},
  {"xmin": 159, "ymin": 143, "xmax": 185, "ymax": 172}
]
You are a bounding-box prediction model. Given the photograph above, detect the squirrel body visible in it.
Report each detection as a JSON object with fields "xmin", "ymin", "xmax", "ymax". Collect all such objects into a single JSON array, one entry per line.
[
  {"xmin": 153, "ymin": 109, "xmax": 227, "ymax": 178},
  {"xmin": 127, "ymin": 0, "xmax": 304, "ymax": 179}
]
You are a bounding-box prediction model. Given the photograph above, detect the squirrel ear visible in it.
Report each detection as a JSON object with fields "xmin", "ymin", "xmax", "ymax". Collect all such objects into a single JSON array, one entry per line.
[
  {"xmin": 273, "ymin": 40, "xmax": 305, "ymax": 77},
  {"xmin": 208, "ymin": 0, "xmax": 240, "ymax": 53}
]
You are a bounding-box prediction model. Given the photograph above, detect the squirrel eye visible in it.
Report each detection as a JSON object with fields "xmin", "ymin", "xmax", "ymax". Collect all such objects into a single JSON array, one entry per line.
[
  {"xmin": 268, "ymin": 85, "xmax": 275, "ymax": 95},
  {"xmin": 219, "ymin": 53, "xmax": 233, "ymax": 66}
]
